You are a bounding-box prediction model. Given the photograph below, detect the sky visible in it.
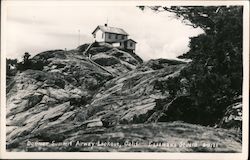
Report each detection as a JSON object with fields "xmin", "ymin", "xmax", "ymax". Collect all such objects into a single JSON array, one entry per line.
[{"xmin": 5, "ymin": 4, "xmax": 203, "ymax": 61}]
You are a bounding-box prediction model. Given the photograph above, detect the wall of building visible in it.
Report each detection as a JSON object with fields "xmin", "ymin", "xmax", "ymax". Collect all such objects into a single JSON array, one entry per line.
[
  {"xmin": 113, "ymin": 40, "xmax": 136, "ymax": 50},
  {"xmin": 125, "ymin": 40, "xmax": 136, "ymax": 50},
  {"xmin": 105, "ymin": 33, "xmax": 127, "ymax": 43},
  {"xmin": 94, "ymin": 29, "xmax": 105, "ymax": 42},
  {"xmin": 112, "ymin": 42, "xmax": 120, "ymax": 47},
  {"xmin": 120, "ymin": 42, "xmax": 125, "ymax": 48}
]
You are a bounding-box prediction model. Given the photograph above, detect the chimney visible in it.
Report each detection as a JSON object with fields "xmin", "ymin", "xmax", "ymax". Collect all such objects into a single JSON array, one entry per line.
[{"xmin": 104, "ymin": 23, "xmax": 107, "ymax": 27}]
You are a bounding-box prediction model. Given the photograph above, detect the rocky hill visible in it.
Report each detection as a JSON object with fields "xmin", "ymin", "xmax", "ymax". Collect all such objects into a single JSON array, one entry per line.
[{"xmin": 6, "ymin": 43, "xmax": 242, "ymax": 152}]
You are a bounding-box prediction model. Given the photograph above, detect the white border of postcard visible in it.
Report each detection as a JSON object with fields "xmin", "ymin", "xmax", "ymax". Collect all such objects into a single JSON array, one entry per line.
[{"xmin": 1, "ymin": 0, "xmax": 249, "ymax": 159}]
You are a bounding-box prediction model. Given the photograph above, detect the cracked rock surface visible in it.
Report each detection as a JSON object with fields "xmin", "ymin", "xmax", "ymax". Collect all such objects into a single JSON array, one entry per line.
[{"xmin": 6, "ymin": 45, "xmax": 242, "ymax": 152}]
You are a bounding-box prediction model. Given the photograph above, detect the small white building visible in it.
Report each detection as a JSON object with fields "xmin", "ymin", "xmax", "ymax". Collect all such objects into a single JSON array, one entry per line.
[{"xmin": 92, "ymin": 24, "xmax": 137, "ymax": 52}]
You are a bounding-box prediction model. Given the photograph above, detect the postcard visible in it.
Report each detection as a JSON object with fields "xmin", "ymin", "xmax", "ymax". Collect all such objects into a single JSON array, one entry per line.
[{"xmin": 1, "ymin": 0, "xmax": 249, "ymax": 159}]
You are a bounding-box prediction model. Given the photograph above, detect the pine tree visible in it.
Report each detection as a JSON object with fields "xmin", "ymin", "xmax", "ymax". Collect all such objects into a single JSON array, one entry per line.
[{"xmin": 140, "ymin": 6, "xmax": 243, "ymax": 125}]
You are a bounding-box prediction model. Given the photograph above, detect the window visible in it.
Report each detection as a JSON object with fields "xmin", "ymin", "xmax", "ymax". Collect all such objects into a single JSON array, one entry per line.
[
  {"xmin": 116, "ymin": 34, "xmax": 118, "ymax": 39},
  {"xmin": 122, "ymin": 35, "xmax": 125, "ymax": 39},
  {"xmin": 130, "ymin": 42, "xmax": 133, "ymax": 47},
  {"xmin": 109, "ymin": 33, "xmax": 111, "ymax": 39}
]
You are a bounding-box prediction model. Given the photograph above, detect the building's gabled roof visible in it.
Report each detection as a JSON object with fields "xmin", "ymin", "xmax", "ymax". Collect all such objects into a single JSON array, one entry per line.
[{"xmin": 92, "ymin": 25, "xmax": 129, "ymax": 35}]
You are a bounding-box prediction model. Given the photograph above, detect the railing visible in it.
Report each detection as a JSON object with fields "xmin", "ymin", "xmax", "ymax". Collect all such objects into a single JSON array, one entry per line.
[
  {"xmin": 84, "ymin": 42, "xmax": 116, "ymax": 77},
  {"xmin": 83, "ymin": 42, "xmax": 94, "ymax": 56}
]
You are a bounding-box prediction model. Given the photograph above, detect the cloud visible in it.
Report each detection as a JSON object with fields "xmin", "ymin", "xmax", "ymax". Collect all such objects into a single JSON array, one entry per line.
[{"xmin": 5, "ymin": 5, "xmax": 203, "ymax": 61}]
